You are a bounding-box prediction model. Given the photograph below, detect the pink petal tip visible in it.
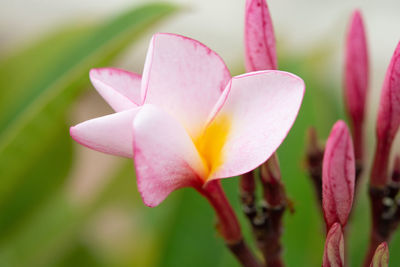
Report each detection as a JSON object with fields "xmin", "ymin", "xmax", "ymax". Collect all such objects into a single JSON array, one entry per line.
[
  {"xmin": 323, "ymin": 223, "xmax": 345, "ymax": 267},
  {"xmin": 244, "ymin": 0, "xmax": 277, "ymax": 71},
  {"xmin": 370, "ymin": 242, "xmax": 389, "ymax": 267}
]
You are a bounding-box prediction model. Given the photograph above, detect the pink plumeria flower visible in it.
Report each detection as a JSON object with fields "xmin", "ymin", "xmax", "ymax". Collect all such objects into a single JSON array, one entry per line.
[
  {"xmin": 322, "ymin": 223, "xmax": 345, "ymax": 267},
  {"xmin": 70, "ymin": 33, "xmax": 304, "ymax": 207},
  {"xmin": 344, "ymin": 10, "xmax": 369, "ymax": 161},
  {"xmin": 322, "ymin": 120, "xmax": 355, "ymax": 229},
  {"xmin": 370, "ymin": 242, "xmax": 389, "ymax": 267},
  {"xmin": 244, "ymin": 0, "xmax": 277, "ymax": 71}
]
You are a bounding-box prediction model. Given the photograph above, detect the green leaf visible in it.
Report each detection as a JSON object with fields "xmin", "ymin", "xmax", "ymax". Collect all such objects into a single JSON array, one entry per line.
[
  {"xmin": 0, "ymin": 3, "xmax": 178, "ymax": 265},
  {"xmin": 0, "ymin": 160, "xmax": 150, "ymax": 267},
  {"xmin": 53, "ymin": 241, "xmax": 106, "ymax": 267},
  {"xmin": 0, "ymin": 2, "xmax": 178, "ymax": 208},
  {"xmin": 0, "ymin": 122, "xmax": 73, "ymax": 241}
]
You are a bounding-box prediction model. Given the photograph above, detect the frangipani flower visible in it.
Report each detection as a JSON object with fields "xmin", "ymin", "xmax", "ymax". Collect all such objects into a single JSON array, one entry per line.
[{"xmin": 70, "ymin": 33, "xmax": 304, "ymax": 208}]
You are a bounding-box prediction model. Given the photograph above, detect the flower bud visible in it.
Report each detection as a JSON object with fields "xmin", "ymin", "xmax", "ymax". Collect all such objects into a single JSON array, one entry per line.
[
  {"xmin": 370, "ymin": 242, "xmax": 389, "ymax": 267},
  {"xmin": 244, "ymin": 0, "xmax": 277, "ymax": 71},
  {"xmin": 322, "ymin": 121, "xmax": 355, "ymax": 228},
  {"xmin": 322, "ymin": 223, "xmax": 344, "ymax": 267},
  {"xmin": 344, "ymin": 10, "xmax": 368, "ymax": 161},
  {"xmin": 372, "ymin": 41, "xmax": 400, "ymax": 187}
]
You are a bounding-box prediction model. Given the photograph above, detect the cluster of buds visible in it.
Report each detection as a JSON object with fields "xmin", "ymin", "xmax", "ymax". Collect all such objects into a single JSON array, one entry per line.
[
  {"xmin": 344, "ymin": 9, "xmax": 400, "ymax": 266},
  {"xmin": 306, "ymin": 8, "xmax": 400, "ymax": 267}
]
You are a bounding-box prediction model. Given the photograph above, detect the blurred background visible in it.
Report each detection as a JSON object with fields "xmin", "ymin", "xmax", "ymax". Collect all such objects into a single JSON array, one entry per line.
[{"xmin": 0, "ymin": 0, "xmax": 400, "ymax": 266}]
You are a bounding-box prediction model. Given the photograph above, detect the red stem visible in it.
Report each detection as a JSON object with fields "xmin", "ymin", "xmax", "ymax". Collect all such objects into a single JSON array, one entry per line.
[
  {"xmin": 351, "ymin": 118, "xmax": 364, "ymax": 163},
  {"xmin": 371, "ymin": 138, "xmax": 391, "ymax": 187},
  {"xmin": 198, "ymin": 180, "xmax": 242, "ymax": 243},
  {"xmin": 240, "ymin": 171, "xmax": 258, "ymax": 222},
  {"xmin": 260, "ymin": 154, "xmax": 285, "ymax": 207},
  {"xmin": 197, "ymin": 180, "xmax": 262, "ymax": 267},
  {"xmin": 241, "ymin": 171, "xmax": 256, "ymax": 196},
  {"xmin": 259, "ymin": 154, "xmax": 286, "ymax": 267}
]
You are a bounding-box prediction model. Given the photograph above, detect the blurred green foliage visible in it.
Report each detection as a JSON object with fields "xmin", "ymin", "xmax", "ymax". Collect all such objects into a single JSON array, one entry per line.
[
  {"xmin": 0, "ymin": 2, "xmax": 399, "ymax": 267},
  {"xmin": 0, "ymin": 3, "xmax": 178, "ymax": 266}
]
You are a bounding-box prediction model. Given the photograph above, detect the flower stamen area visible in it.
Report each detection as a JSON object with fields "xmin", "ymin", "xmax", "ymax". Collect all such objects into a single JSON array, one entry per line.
[{"xmin": 194, "ymin": 115, "xmax": 231, "ymax": 179}]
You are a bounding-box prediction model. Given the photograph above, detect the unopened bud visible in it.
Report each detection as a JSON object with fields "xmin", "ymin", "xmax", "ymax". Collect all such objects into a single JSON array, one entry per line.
[
  {"xmin": 372, "ymin": 42, "xmax": 400, "ymax": 187},
  {"xmin": 370, "ymin": 242, "xmax": 389, "ymax": 267},
  {"xmin": 322, "ymin": 121, "xmax": 355, "ymax": 228},
  {"xmin": 244, "ymin": 0, "xmax": 277, "ymax": 71},
  {"xmin": 344, "ymin": 10, "xmax": 369, "ymax": 161},
  {"xmin": 322, "ymin": 223, "xmax": 344, "ymax": 267}
]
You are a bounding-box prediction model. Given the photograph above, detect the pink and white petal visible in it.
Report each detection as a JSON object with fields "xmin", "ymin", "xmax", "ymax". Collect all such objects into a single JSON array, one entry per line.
[
  {"xmin": 245, "ymin": 0, "xmax": 277, "ymax": 72},
  {"xmin": 208, "ymin": 70, "xmax": 305, "ymax": 180},
  {"xmin": 141, "ymin": 33, "xmax": 231, "ymax": 137},
  {"xmin": 90, "ymin": 68, "xmax": 142, "ymax": 112},
  {"xmin": 133, "ymin": 104, "xmax": 207, "ymax": 207},
  {"xmin": 70, "ymin": 108, "xmax": 139, "ymax": 158}
]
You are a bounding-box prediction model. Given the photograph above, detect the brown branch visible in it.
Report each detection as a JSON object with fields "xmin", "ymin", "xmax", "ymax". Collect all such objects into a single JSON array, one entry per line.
[
  {"xmin": 363, "ymin": 183, "xmax": 400, "ymax": 266},
  {"xmin": 239, "ymin": 154, "xmax": 287, "ymax": 267},
  {"xmin": 305, "ymin": 127, "xmax": 324, "ymax": 206},
  {"xmin": 240, "ymin": 171, "xmax": 258, "ymax": 223},
  {"xmin": 228, "ymin": 240, "xmax": 263, "ymax": 267},
  {"xmin": 257, "ymin": 154, "xmax": 286, "ymax": 267}
]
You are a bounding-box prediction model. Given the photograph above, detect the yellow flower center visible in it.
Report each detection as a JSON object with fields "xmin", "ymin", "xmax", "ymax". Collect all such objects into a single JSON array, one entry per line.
[{"xmin": 193, "ymin": 115, "xmax": 231, "ymax": 179}]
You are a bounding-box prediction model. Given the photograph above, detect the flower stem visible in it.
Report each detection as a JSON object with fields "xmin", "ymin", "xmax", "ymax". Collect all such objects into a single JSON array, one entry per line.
[
  {"xmin": 228, "ymin": 240, "xmax": 264, "ymax": 267},
  {"xmin": 198, "ymin": 180, "xmax": 262, "ymax": 267},
  {"xmin": 371, "ymin": 139, "xmax": 391, "ymax": 187},
  {"xmin": 260, "ymin": 154, "xmax": 285, "ymax": 206},
  {"xmin": 240, "ymin": 159, "xmax": 286, "ymax": 267},
  {"xmin": 240, "ymin": 171, "xmax": 257, "ymax": 224},
  {"xmin": 351, "ymin": 118, "xmax": 364, "ymax": 164},
  {"xmin": 364, "ymin": 135, "xmax": 400, "ymax": 266},
  {"xmin": 258, "ymin": 154, "xmax": 286, "ymax": 267},
  {"xmin": 305, "ymin": 127, "xmax": 324, "ymax": 206},
  {"xmin": 363, "ymin": 184, "xmax": 400, "ymax": 267}
]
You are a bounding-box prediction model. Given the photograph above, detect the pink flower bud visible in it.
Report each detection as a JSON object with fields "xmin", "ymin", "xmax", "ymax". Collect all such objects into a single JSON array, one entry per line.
[
  {"xmin": 322, "ymin": 223, "xmax": 345, "ymax": 267},
  {"xmin": 322, "ymin": 120, "xmax": 355, "ymax": 228},
  {"xmin": 372, "ymin": 41, "xmax": 400, "ymax": 187},
  {"xmin": 370, "ymin": 242, "xmax": 389, "ymax": 267},
  {"xmin": 244, "ymin": 0, "xmax": 277, "ymax": 71},
  {"xmin": 344, "ymin": 10, "xmax": 368, "ymax": 161}
]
